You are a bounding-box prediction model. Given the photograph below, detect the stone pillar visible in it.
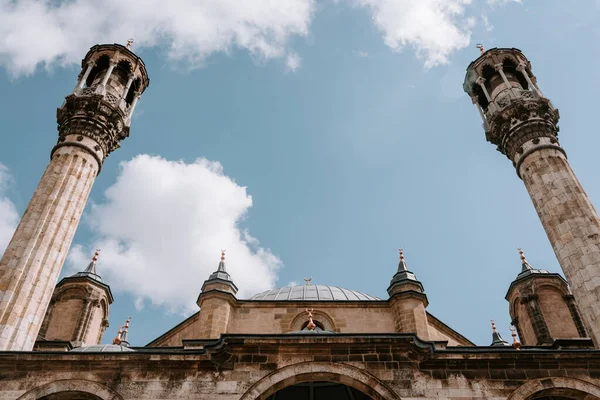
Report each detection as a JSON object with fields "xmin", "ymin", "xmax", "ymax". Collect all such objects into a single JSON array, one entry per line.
[
  {"xmin": 0, "ymin": 43, "xmax": 149, "ymax": 351},
  {"xmin": 464, "ymin": 48, "xmax": 600, "ymax": 345},
  {"xmin": 387, "ymin": 250, "xmax": 430, "ymax": 340}
]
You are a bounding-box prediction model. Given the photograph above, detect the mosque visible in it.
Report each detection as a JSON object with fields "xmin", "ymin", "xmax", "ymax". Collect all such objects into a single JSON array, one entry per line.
[{"xmin": 0, "ymin": 42, "xmax": 600, "ymax": 400}]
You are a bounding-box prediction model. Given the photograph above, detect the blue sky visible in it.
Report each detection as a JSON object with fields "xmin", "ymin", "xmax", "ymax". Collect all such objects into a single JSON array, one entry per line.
[{"xmin": 0, "ymin": 0, "xmax": 599, "ymax": 346}]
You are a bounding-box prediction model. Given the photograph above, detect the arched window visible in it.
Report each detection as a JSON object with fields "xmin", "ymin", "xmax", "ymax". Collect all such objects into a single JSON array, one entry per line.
[
  {"xmin": 86, "ymin": 55, "xmax": 110, "ymax": 88},
  {"xmin": 39, "ymin": 392, "xmax": 103, "ymax": 400},
  {"xmin": 266, "ymin": 381, "xmax": 372, "ymax": 400}
]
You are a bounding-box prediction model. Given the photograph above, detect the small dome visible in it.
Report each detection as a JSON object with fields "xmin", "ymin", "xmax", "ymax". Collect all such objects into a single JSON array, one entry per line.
[
  {"xmin": 70, "ymin": 344, "xmax": 135, "ymax": 352},
  {"xmin": 250, "ymin": 285, "xmax": 381, "ymax": 301}
]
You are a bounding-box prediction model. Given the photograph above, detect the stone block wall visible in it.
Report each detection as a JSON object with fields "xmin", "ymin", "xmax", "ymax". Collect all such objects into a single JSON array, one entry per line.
[{"xmin": 2, "ymin": 336, "xmax": 600, "ymax": 400}]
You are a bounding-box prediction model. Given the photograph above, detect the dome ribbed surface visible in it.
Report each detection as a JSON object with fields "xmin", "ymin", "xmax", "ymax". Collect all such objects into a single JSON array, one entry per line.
[
  {"xmin": 70, "ymin": 344, "xmax": 135, "ymax": 352},
  {"xmin": 250, "ymin": 285, "xmax": 381, "ymax": 301}
]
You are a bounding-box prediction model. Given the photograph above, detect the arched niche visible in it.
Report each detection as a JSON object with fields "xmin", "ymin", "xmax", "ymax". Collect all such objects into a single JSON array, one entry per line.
[
  {"xmin": 239, "ymin": 361, "xmax": 399, "ymax": 400},
  {"xmin": 508, "ymin": 377, "xmax": 600, "ymax": 400},
  {"xmin": 17, "ymin": 379, "xmax": 123, "ymax": 400}
]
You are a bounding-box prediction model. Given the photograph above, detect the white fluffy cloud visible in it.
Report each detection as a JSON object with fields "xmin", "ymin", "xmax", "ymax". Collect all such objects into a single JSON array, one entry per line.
[
  {"xmin": 285, "ymin": 52, "xmax": 302, "ymax": 72},
  {"xmin": 67, "ymin": 155, "xmax": 281, "ymax": 314},
  {"xmin": 0, "ymin": 164, "xmax": 19, "ymax": 258},
  {"xmin": 0, "ymin": 0, "xmax": 523, "ymax": 75},
  {"xmin": 353, "ymin": 0, "xmax": 475, "ymax": 67},
  {"xmin": 0, "ymin": 0, "xmax": 314, "ymax": 76}
]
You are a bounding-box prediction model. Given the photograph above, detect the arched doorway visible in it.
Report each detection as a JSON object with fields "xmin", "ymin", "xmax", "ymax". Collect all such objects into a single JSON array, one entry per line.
[
  {"xmin": 266, "ymin": 381, "xmax": 372, "ymax": 399},
  {"xmin": 529, "ymin": 387, "xmax": 600, "ymax": 400},
  {"xmin": 16, "ymin": 380, "xmax": 123, "ymax": 400},
  {"xmin": 508, "ymin": 377, "xmax": 600, "ymax": 400},
  {"xmin": 39, "ymin": 392, "xmax": 103, "ymax": 400},
  {"xmin": 239, "ymin": 361, "xmax": 399, "ymax": 400}
]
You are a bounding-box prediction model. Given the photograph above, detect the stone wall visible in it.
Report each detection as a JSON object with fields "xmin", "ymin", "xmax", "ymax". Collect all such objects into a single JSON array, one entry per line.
[
  {"xmin": 149, "ymin": 300, "xmax": 471, "ymax": 347},
  {"xmin": 2, "ymin": 335, "xmax": 600, "ymax": 400}
]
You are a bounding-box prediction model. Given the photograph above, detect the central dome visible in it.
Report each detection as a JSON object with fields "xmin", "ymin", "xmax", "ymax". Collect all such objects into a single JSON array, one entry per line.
[{"xmin": 250, "ymin": 285, "xmax": 381, "ymax": 301}]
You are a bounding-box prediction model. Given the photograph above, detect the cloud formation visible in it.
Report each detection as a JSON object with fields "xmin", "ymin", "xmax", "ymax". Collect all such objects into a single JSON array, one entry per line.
[
  {"xmin": 0, "ymin": 163, "xmax": 18, "ymax": 258},
  {"xmin": 67, "ymin": 155, "xmax": 282, "ymax": 314},
  {"xmin": 0, "ymin": 0, "xmax": 314, "ymax": 76},
  {"xmin": 354, "ymin": 0, "xmax": 475, "ymax": 67},
  {"xmin": 285, "ymin": 52, "xmax": 302, "ymax": 72},
  {"xmin": 1, "ymin": 0, "xmax": 522, "ymax": 75}
]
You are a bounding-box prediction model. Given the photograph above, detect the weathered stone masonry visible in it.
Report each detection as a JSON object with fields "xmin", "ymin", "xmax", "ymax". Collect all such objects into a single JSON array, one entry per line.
[
  {"xmin": 463, "ymin": 47, "xmax": 600, "ymax": 346},
  {"xmin": 0, "ymin": 43, "xmax": 149, "ymax": 351}
]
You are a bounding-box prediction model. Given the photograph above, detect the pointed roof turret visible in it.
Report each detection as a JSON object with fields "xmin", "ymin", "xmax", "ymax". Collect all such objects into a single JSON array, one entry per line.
[
  {"xmin": 510, "ymin": 248, "xmax": 551, "ymax": 283},
  {"xmin": 490, "ymin": 320, "xmax": 511, "ymax": 347},
  {"xmin": 200, "ymin": 250, "xmax": 238, "ymax": 295},
  {"xmin": 72, "ymin": 249, "xmax": 103, "ymax": 282},
  {"xmin": 120, "ymin": 316, "xmax": 131, "ymax": 347},
  {"xmin": 387, "ymin": 249, "xmax": 424, "ymax": 296}
]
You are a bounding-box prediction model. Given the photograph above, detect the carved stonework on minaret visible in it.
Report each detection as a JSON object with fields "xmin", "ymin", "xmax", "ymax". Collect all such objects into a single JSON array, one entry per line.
[
  {"xmin": 0, "ymin": 42, "xmax": 149, "ymax": 351},
  {"xmin": 464, "ymin": 48, "xmax": 600, "ymax": 347},
  {"xmin": 55, "ymin": 43, "xmax": 150, "ymax": 169},
  {"xmin": 463, "ymin": 48, "xmax": 561, "ymax": 173}
]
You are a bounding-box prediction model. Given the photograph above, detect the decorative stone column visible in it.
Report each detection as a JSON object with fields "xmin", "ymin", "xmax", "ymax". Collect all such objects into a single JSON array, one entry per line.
[
  {"xmin": 464, "ymin": 47, "xmax": 600, "ymax": 346},
  {"xmin": 387, "ymin": 250, "xmax": 430, "ymax": 340},
  {"xmin": 0, "ymin": 43, "xmax": 149, "ymax": 351}
]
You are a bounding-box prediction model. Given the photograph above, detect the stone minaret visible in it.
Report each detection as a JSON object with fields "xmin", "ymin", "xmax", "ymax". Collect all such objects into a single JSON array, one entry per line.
[
  {"xmin": 463, "ymin": 47, "xmax": 600, "ymax": 345},
  {"xmin": 505, "ymin": 249, "xmax": 587, "ymax": 346},
  {"xmin": 38, "ymin": 250, "xmax": 113, "ymax": 348},
  {"xmin": 387, "ymin": 249, "xmax": 430, "ymax": 340},
  {"xmin": 0, "ymin": 43, "xmax": 149, "ymax": 351}
]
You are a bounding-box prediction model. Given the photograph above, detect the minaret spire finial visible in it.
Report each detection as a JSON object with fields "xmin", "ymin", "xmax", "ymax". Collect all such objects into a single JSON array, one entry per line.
[
  {"xmin": 221, "ymin": 249, "xmax": 226, "ymax": 262},
  {"xmin": 518, "ymin": 247, "xmax": 534, "ymax": 272},
  {"xmin": 397, "ymin": 248, "xmax": 408, "ymax": 272},
  {"xmin": 510, "ymin": 325, "xmax": 521, "ymax": 350},
  {"xmin": 92, "ymin": 249, "xmax": 100, "ymax": 263},
  {"xmin": 490, "ymin": 319, "xmax": 510, "ymax": 346},
  {"xmin": 120, "ymin": 316, "xmax": 132, "ymax": 346},
  {"xmin": 112, "ymin": 325, "xmax": 123, "ymax": 345},
  {"xmin": 304, "ymin": 277, "xmax": 312, "ymax": 286},
  {"xmin": 126, "ymin": 39, "xmax": 134, "ymax": 49},
  {"xmin": 476, "ymin": 43, "xmax": 484, "ymax": 55}
]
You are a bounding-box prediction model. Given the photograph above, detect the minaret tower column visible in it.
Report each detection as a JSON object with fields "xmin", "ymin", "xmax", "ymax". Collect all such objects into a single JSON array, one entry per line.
[
  {"xmin": 463, "ymin": 47, "xmax": 600, "ymax": 345},
  {"xmin": 0, "ymin": 43, "xmax": 149, "ymax": 351}
]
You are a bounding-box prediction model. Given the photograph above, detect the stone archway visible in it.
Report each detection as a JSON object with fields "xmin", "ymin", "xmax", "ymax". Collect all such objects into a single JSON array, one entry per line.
[
  {"xmin": 16, "ymin": 379, "xmax": 123, "ymax": 400},
  {"xmin": 239, "ymin": 362, "xmax": 400, "ymax": 400},
  {"xmin": 508, "ymin": 377, "xmax": 600, "ymax": 400}
]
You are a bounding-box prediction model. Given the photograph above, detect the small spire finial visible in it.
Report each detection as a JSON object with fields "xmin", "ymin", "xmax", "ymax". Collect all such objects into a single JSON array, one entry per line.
[
  {"xmin": 518, "ymin": 247, "xmax": 526, "ymax": 263},
  {"xmin": 126, "ymin": 39, "xmax": 134, "ymax": 49},
  {"xmin": 92, "ymin": 249, "xmax": 100, "ymax": 263},
  {"xmin": 304, "ymin": 277, "xmax": 312, "ymax": 286},
  {"xmin": 305, "ymin": 308, "xmax": 316, "ymax": 330},
  {"xmin": 221, "ymin": 249, "xmax": 226, "ymax": 262},
  {"xmin": 510, "ymin": 325, "xmax": 521, "ymax": 350},
  {"xmin": 476, "ymin": 43, "xmax": 485, "ymax": 55},
  {"xmin": 399, "ymin": 248, "xmax": 405, "ymax": 262},
  {"xmin": 491, "ymin": 320, "xmax": 497, "ymax": 333},
  {"xmin": 112, "ymin": 325, "xmax": 123, "ymax": 345}
]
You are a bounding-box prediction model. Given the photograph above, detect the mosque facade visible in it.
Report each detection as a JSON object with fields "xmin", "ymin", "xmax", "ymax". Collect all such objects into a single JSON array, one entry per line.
[{"xmin": 1, "ymin": 43, "xmax": 600, "ymax": 400}]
